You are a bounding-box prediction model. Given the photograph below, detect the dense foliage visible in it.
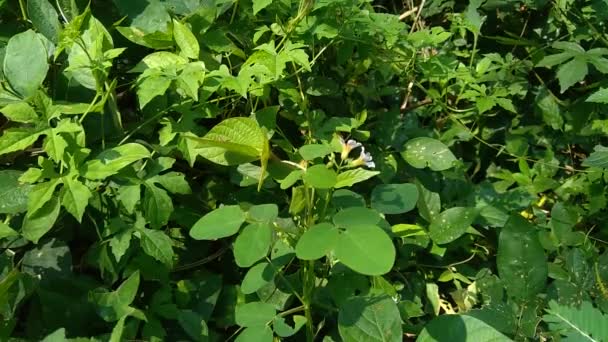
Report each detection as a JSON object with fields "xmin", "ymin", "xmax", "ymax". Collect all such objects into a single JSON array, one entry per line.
[{"xmin": 2, "ymin": 0, "xmax": 608, "ymax": 341}]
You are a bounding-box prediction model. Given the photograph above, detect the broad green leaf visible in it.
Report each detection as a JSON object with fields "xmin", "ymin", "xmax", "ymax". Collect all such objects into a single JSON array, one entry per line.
[
  {"xmin": 332, "ymin": 189, "xmax": 366, "ymax": 209},
  {"xmin": 0, "ymin": 170, "xmax": 33, "ymax": 214},
  {"xmin": 4, "ymin": 30, "xmax": 49, "ymax": 97},
  {"xmin": 253, "ymin": 0, "xmax": 273, "ymax": 14},
  {"xmin": 190, "ymin": 205, "xmax": 246, "ymax": 240},
  {"xmin": 192, "ymin": 117, "xmax": 267, "ymax": 166},
  {"xmin": 82, "ymin": 143, "xmax": 151, "ymax": 180},
  {"xmin": 334, "ymin": 225, "xmax": 395, "ymax": 276},
  {"xmin": 235, "ymin": 302, "xmax": 276, "ymax": 327},
  {"xmin": 333, "ymin": 207, "xmax": 382, "ymax": 228},
  {"xmin": 28, "ymin": 0, "xmax": 62, "ymax": 43},
  {"xmin": 0, "ymin": 222, "xmax": 18, "ymax": 239},
  {"xmin": 235, "ymin": 326, "xmax": 273, "ymax": 342},
  {"xmin": 299, "ymin": 144, "xmax": 333, "ymax": 160},
  {"xmin": 273, "ymin": 315, "xmax": 307, "ymax": 338},
  {"xmin": 303, "ymin": 164, "xmax": 337, "ymax": 189},
  {"xmin": 295, "ymin": 222, "xmax": 339, "ymax": 260},
  {"xmin": 41, "ymin": 328, "xmax": 67, "ymax": 342},
  {"xmin": 22, "ymin": 196, "xmax": 61, "ymax": 243},
  {"xmin": 233, "ymin": 223, "xmax": 272, "ymax": 267},
  {"xmin": 416, "ymin": 183, "xmax": 441, "ymax": 222},
  {"xmin": 28, "ymin": 178, "xmax": 61, "ymax": 213},
  {"xmin": 338, "ymin": 296, "xmax": 402, "ymax": 342},
  {"xmin": 143, "ymin": 184, "xmax": 173, "ymax": 228},
  {"xmin": 371, "ymin": 183, "xmax": 418, "ymax": 214},
  {"xmin": 241, "ymin": 262, "xmax": 276, "ymax": 294},
  {"xmin": 138, "ymin": 228, "xmax": 174, "ymax": 267},
  {"xmin": 247, "ymin": 203, "xmax": 278, "ymax": 223},
  {"xmin": 582, "ymin": 145, "xmax": 608, "ymax": 168},
  {"xmin": 173, "ymin": 19, "xmax": 199, "ymax": 59},
  {"xmin": 110, "ymin": 230, "xmax": 132, "ymax": 263},
  {"xmin": 131, "ymin": 51, "xmax": 188, "ymax": 71},
  {"xmin": 148, "ymin": 172, "xmax": 191, "ymax": 194},
  {"xmin": 116, "ymin": 26, "xmax": 174, "ymax": 49},
  {"xmin": 61, "ymin": 176, "xmax": 92, "ymax": 222},
  {"xmin": 0, "ymin": 102, "xmax": 38, "ymax": 123},
  {"xmin": 90, "ymin": 271, "xmax": 140, "ymax": 322},
  {"xmin": 428, "ymin": 207, "xmax": 478, "ymax": 244},
  {"xmin": 587, "ymin": 88, "xmax": 608, "ymax": 103},
  {"xmin": 0, "ymin": 127, "xmax": 47, "ymax": 156},
  {"xmin": 543, "ymin": 300, "xmax": 608, "ymax": 341},
  {"xmin": 557, "ymin": 56, "xmax": 588, "ymax": 93},
  {"xmin": 497, "ymin": 215, "xmax": 548, "ymax": 300},
  {"xmin": 417, "ymin": 315, "xmax": 511, "ymax": 342},
  {"xmin": 117, "ymin": 185, "xmax": 140, "ymax": 213},
  {"xmin": 401, "ymin": 137, "xmax": 457, "ymax": 171},
  {"xmin": 137, "ymin": 75, "xmax": 172, "ymax": 109},
  {"xmin": 335, "ymin": 169, "xmax": 380, "ymax": 188},
  {"xmin": 42, "ymin": 130, "xmax": 68, "ymax": 162}
]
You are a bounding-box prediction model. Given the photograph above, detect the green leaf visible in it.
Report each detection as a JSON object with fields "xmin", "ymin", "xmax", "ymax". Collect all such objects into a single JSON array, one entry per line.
[
  {"xmin": 43, "ymin": 130, "xmax": 68, "ymax": 162},
  {"xmin": 273, "ymin": 315, "xmax": 307, "ymax": 337},
  {"xmin": 371, "ymin": 183, "xmax": 418, "ymax": 214},
  {"xmin": 28, "ymin": 0, "xmax": 62, "ymax": 43},
  {"xmin": 22, "ymin": 196, "xmax": 61, "ymax": 243},
  {"xmin": 247, "ymin": 203, "xmax": 278, "ymax": 223},
  {"xmin": 338, "ymin": 296, "xmax": 402, "ymax": 342},
  {"xmin": 90, "ymin": 271, "xmax": 140, "ymax": 322},
  {"xmin": 137, "ymin": 75, "xmax": 172, "ymax": 109},
  {"xmin": 241, "ymin": 262, "xmax": 277, "ymax": 294},
  {"xmin": 110, "ymin": 230, "xmax": 132, "ymax": 263},
  {"xmin": 190, "ymin": 205, "xmax": 246, "ymax": 240},
  {"xmin": 335, "ymin": 169, "xmax": 380, "ymax": 188},
  {"xmin": 109, "ymin": 316, "xmax": 126, "ymax": 342},
  {"xmin": 0, "ymin": 127, "xmax": 47, "ymax": 156},
  {"xmin": 303, "ymin": 164, "xmax": 337, "ymax": 189},
  {"xmin": 543, "ymin": 300, "xmax": 608, "ymax": 341},
  {"xmin": 192, "ymin": 117, "xmax": 268, "ymax": 166},
  {"xmin": 253, "ymin": 0, "xmax": 273, "ymax": 14},
  {"xmin": 334, "ymin": 225, "xmax": 395, "ymax": 276},
  {"xmin": 0, "ymin": 102, "xmax": 38, "ymax": 123},
  {"xmin": 28, "ymin": 178, "xmax": 61, "ymax": 213},
  {"xmin": 235, "ymin": 302, "xmax": 276, "ymax": 327},
  {"xmin": 0, "ymin": 170, "xmax": 33, "ymax": 214},
  {"xmin": 173, "ymin": 19, "xmax": 199, "ymax": 59},
  {"xmin": 401, "ymin": 137, "xmax": 457, "ymax": 171},
  {"xmin": 233, "ymin": 223, "xmax": 272, "ymax": 267},
  {"xmin": 177, "ymin": 310, "xmax": 208, "ymax": 341},
  {"xmin": 332, "ymin": 189, "xmax": 366, "ymax": 209},
  {"xmin": 0, "ymin": 222, "xmax": 18, "ymax": 239},
  {"xmin": 497, "ymin": 215, "xmax": 548, "ymax": 300},
  {"xmin": 3, "ymin": 30, "xmax": 49, "ymax": 97},
  {"xmin": 236, "ymin": 326, "xmax": 273, "ymax": 342},
  {"xmin": 416, "ymin": 315, "xmax": 511, "ymax": 342},
  {"xmin": 148, "ymin": 172, "xmax": 191, "ymax": 194},
  {"xmin": 143, "ymin": 183, "xmax": 173, "ymax": 228},
  {"xmin": 117, "ymin": 185, "xmax": 141, "ymax": 213},
  {"xmin": 138, "ymin": 228, "xmax": 174, "ymax": 267},
  {"xmin": 299, "ymin": 144, "xmax": 333, "ymax": 160},
  {"xmin": 82, "ymin": 143, "xmax": 151, "ymax": 180},
  {"xmin": 61, "ymin": 176, "xmax": 92, "ymax": 222},
  {"xmin": 583, "ymin": 145, "xmax": 608, "ymax": 168},
  {"xmin": 587, "ymin": 88, "xmax": 608, "ymax": 103},
  {"xmin": 428, "ymin": 207, "xmax": 477, "ymax": 244},
  {"xmin": 333, "ymin": 207, "xmax": 383, "ymax": 228},
  {"xmin": 295, "ymin": 222, "xmax": 339, "ymax": 260},
  {"xmin": 557, "ymin": 56, "xmax": 588, "ymax": 93}
]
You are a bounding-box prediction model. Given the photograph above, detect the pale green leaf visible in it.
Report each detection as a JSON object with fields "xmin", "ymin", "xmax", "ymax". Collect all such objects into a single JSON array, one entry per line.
[
  {"xmin": 28, "ymin": 178, "xmax": 62, "ymax": 214},
  {"xmin": 235, "ymin": 302, "xmax": 276, "ymax": 327},
  {"xmin": 557, "ymin": 57, "xmax": 588, "ymax": 93},
  {"xmin": 303, "ymin": 164, "xmax": 337, "ymax": 189},
  {"xmin": 0, "ymin": 102, "xmax": 38, "ymax": 123},
  {"xmin": 4, "ymin": 30, "xmax": 49, "ymax": 97},
  {"xmin": 28, "ymin": 0, "xmax": 62, "ymax": 43},
  {"xmin": 0, "ymin": 127, "xmax": 47, "ymax": 156},
  {"xmin": 335, "ymin": 169, "xmax": 380, "ymax": 188},
  {"xmin": 402, "ymin": 137, "xmax": 457, "ymax": 171},
  {"xmin": 338, "ymin": 296, "xmax": 402, "ymax": 342},
  {"xmin": 417, "ymin": 315, "xmax": 511, "ymax": 342},
  {"xmin": 82, "ymin": 143, "xmax": 151, "ymax": 180},
  {"xmin": 371, "ymin": 183, "xmax": 418, "ymax": 214},
  {"xmin": 587, "ymin": 88, "xmax": 608, "ymax": 103},
  {"xmin": 253, "ymin": 0, "xmax": 273, "ymax": 14},
  {"xmin": 233, "ymin": 223, "xmax": 272, "ymax": 267},
  {"xmin": 190, "ymin": 205, "xmax": 246, "ymax": 240},
  {"xmin": 138, "ymin": 228, "xmax": 174, "ymax": 267},
  {"xmin": 334, "ymin": 225, "xmax": 395, "ymax": 276},
  {"xmin": 61, "ymin": 176, "xmax": 92, "ymax": 222},
  {"xmin": 137, "ymin": 75, "xmax": 172, "ymax": 109},
  {"xmin": 173, "ymin": 19, "xmax": 199, "ymax": 59},
  {"xmin": 0, "ymin": 170, "xmax": 33, "ymax": 214},
  {"xmin": 295, "ymin": 222, "xmax": 339, "ymax": 260},
  {"xmin": 22, "ymin": 196, "xmax": 61, "ymax": 243},
  {"xmin": 428, "ymin": 207, "xmax": 477, "ymax": 244},
  {"xmin": 143, "ymin": 184, "xmax": 174, "ymax": 228}
]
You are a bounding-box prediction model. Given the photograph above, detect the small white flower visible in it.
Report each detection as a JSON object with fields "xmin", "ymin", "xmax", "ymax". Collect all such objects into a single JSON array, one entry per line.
[
  {"xmin": 351, "ymin": 146, "xmax": 375, "ymax": 168},
  {"xmin": 340, "ymin": 136, "xmax": 361, "ymax": 160}
]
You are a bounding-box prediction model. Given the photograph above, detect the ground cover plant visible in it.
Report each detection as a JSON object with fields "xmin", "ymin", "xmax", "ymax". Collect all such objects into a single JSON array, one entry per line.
[{"xmin": 1, "ymin": 0, "xmax": 608, "ymax": 341}]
